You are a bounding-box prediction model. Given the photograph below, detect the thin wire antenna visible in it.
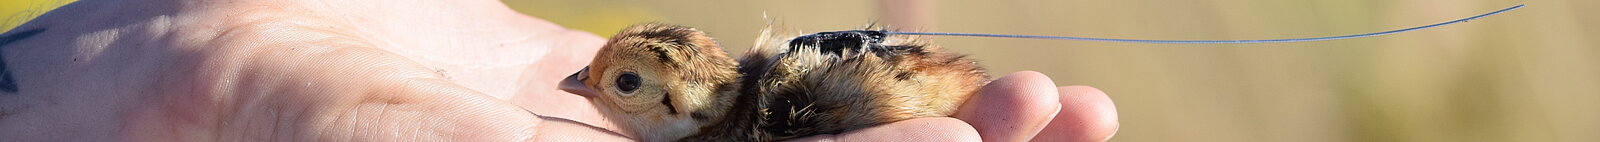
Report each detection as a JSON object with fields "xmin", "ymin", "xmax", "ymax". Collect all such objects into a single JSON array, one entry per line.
[{"xmin": 886, "ymin": 4, "xmax": 1525, "ymax": 44}]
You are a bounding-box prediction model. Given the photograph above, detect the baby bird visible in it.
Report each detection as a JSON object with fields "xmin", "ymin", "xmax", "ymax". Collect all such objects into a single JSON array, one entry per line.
[
  {"xmin": 558, "ymin": 23, "xmax": 744, "ymax": 141},
  {"xmin": 560, "ymin": 23, "xmax": 989, "ymax": 141}
]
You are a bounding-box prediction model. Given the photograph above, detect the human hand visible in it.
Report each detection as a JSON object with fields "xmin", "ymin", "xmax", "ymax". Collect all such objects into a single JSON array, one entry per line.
[
  {"xmin": 1, "ymin": 0, "xmax": 622, "ymax": 141},
  {"xmin": 0, "ymin": 0, "xmax": 1116, "ymax": 141},
  {"xmin": 797, "ymin": 71, "xmax": 1120, "ymax": 142}
]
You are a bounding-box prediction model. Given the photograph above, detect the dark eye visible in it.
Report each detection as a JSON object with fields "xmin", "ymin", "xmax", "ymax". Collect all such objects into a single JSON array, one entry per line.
[{"xmin": 615, "ymin": 72, "xmax": 641, "ymax": 94}]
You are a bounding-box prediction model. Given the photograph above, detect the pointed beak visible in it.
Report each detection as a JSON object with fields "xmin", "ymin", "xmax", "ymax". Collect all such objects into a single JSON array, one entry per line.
[{"xmin": 560, "ymin": 67, "xmax": 599, "ymax": 98}]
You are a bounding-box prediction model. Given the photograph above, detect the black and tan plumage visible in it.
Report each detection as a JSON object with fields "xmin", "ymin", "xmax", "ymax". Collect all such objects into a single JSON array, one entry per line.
[{"xmin": 560, "ymin": 23, "xmax": 989, "ymax": 142}]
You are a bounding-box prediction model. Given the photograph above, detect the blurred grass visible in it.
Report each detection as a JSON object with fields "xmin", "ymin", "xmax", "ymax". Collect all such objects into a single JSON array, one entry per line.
[{"xmin": 7, "ymin": 0, "xmax": 1598, "ymax": 141}]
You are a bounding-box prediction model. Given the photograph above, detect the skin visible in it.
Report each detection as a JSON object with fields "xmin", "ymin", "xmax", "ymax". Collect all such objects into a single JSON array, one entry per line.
[{"xmin": 0, "ymin": 0, "xmax": 1118, "ymax": 141}]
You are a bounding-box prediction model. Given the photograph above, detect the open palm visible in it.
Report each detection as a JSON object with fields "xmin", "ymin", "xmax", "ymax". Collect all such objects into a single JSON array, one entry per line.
[{"xmin": 0, "ymin": 0, "xmax": 1116, "ymax": 141}]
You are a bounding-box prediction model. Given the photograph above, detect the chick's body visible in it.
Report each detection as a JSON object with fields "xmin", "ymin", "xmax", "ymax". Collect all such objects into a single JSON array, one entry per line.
[{"xmin": 561, "ymin": 23, "xmax": 988, "ymax": 142}]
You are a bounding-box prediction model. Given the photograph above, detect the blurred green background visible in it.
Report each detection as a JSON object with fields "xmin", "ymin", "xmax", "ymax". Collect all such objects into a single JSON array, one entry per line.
[{"xmin": 5, "ymin": 0, "xmax": 1596, "ymax": 141}]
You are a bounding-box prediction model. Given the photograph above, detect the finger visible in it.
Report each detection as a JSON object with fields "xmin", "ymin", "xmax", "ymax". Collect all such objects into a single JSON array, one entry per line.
[
  {"xmin": 1031, "ymin": 86, "xmax": 1118, "ymax": 142},
  {"xmin": 953, "ymin": 71, "xmax": 1063, "ymax": 141},
  {"xmin": 794, "ymin": 117, "xmax": 981, "ymax": 142},
  {"xmin": 529, "ymin": 116, "xmax": 633, "ymax": 142}
]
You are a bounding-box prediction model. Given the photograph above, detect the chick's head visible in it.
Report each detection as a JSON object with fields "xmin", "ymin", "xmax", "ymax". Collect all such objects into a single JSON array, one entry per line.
[{"xmin": 560, "ymin": 23, "xmax": 740, "ymax": 141}]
